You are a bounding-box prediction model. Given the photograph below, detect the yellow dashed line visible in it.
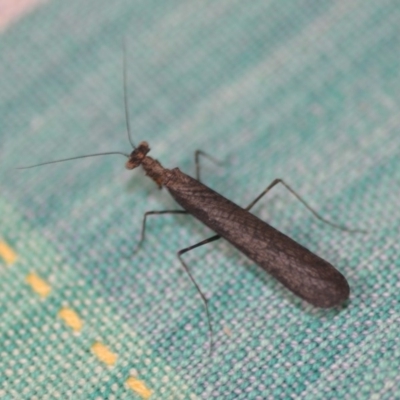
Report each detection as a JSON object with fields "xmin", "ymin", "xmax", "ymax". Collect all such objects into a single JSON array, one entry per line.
[
  {"xmin": 0, "ymin": 240, "xmax": 17, "ymax": 265},
  {"xmin": 58, "ymin": 307, "xmax": 83, "ymax": 332},
  {"xmin": 26, "ymin": 272, "xmax": 51, "ymax": 297},
  {"xmin": 91, "ymin": 342, "xmax": 117, "ymax": 366},
  {"xmin": 126, "ymin": 376, "xmax": 153, "ymax": 399},
  {"xmin": 11, "ymin": 240, "xmax": 152, "ymax": 397}
]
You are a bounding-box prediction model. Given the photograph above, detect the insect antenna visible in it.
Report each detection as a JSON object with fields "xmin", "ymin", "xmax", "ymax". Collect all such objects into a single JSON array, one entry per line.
[
  {"xmin": 16, "ymin": 151, "xmax": 129, "ymax": 169},
  {"xmin": 17, "ymin": 44, "xmax": 140, "ymax": 171},
  {"xmin": 123, "ymin": 41, "xmax": 136, "ymax": 150}
]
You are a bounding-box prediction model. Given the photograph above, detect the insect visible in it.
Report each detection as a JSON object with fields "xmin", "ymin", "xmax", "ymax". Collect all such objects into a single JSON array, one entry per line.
[{"xmin": 19, "ymin": 51, "xmax": 361, "ymax": 353}]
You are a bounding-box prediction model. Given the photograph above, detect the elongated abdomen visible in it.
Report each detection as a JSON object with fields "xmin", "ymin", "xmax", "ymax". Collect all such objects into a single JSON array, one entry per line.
[{"xmin": 164, "ymin": 168, "xmax": 349, "ymax": 307}]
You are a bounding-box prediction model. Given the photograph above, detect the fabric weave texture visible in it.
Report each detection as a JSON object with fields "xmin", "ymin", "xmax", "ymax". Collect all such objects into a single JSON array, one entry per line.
[{"xmin": 1, "ymin": 1, "xmax": 400, "ymax": 399}]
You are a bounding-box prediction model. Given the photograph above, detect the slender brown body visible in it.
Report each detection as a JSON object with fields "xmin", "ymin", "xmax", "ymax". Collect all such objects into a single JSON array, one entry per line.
[{"xmin": 127, "ymin": 142, "xmax": 350, "ymax": 308}]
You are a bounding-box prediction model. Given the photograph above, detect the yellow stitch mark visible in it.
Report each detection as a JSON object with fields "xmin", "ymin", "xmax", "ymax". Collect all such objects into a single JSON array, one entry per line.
[
  {"xmin": 0, "ymin": 240, "xmax": 17, "ymax": 265},
  {"xmin": 58, "ymin": 307, "xmax": 83, "ymax": 332},
  {"xmin": 223, "ymin": 326, "xmax": 232, "ymax": 336},
  {"xmin": 126, "ymin": 376, "xmax": 153, "ymax": 399},
  {"xmin": 26, "ymin": 273, "xmax": 51, "ymax": 297},
  {"xmin": 91, "ymin": 342, "xmax": 117, "ymax": 366}
]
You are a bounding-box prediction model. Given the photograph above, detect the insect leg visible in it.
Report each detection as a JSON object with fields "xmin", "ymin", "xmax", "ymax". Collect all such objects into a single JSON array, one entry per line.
[
  {"xmin": 133, "ymin": 210, "xmax": 189, "ymax": 254},
  {"xmin": 245, "ymin": 178, "xmax": 365, "ymax": 233},
  {"xmin": 177, "ymin": 234, "xmax": 221, "ymax": 354},
  {"xmin": 194, "ymin": 150, "xmax": 223, "ymax": 182}
]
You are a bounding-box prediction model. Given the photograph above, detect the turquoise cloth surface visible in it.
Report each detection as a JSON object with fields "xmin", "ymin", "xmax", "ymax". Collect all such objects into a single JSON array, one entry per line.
[{"xmin": 1, "ymin": 1, "xmax": 400, "ymax": 399}]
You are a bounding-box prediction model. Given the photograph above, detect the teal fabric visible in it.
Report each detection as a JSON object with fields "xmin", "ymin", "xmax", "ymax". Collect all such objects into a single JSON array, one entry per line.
[{"xmin": 1, "ymin": 1, "xmax": 400, "ymax": 399}]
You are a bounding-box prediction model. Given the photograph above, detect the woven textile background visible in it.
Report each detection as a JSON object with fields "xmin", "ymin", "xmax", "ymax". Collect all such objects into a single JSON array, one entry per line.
[{"xmin": 1, "ymin": 1, "xmax": 400, "ymax": 399}]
